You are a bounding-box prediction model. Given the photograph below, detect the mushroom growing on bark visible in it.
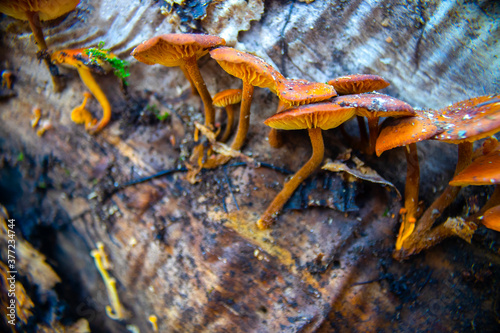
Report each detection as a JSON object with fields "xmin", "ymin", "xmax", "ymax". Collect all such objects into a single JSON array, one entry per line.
[
  {"xmin": 51, "ymin": 47, "xmax": 122, "ymax": 133},
  {"xmin": 210, "ymin": 46, "xmax": 284, "ymax": 151},
  {"xmin": 449, "ymin": 142, "xmax": 500, "ymax": 232},
  {"xmin": 0, "ymin": 0, "xmax": 80, "ymax": 92},
  {"xmin": 328, "ymin": 74, "xmax": 390, "ymax": 146},
  {"xmin": 212, "ymin": 89, "xmax": 242, "ymax": 142},
  {"xmin": 333, "ymin": 92, "xmax": 415, "ymax": 155},
  {"xmin": 270, "ymin": 78, "xmax": 337, "ymax": 148},
  {"xmin": 258, "ymin": 102, "xmax": 355, "ymax": 229},
  {"xmin": 131, "ymin": 33, "xmax": 225, "ymax": 128},
  {"xmin": 377, "ymin": 95, "xmax": 500, "ymax": 259}
]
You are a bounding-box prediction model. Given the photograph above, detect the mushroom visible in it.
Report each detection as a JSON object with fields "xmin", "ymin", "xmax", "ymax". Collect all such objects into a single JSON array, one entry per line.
[
  {"xmin": 327, "ymin": 74, "xmax": 390, "ymax": 146},
  {"xmin": 70, "ymin": 92, "xmax": 97, "ymax": 130},
  {"xmin": 376, "ymin": 109, "xmax": 439, "ymax": 249},
  {"xmin": 327, "ymin": 74, "xmax": 390, "ymax": 95},
  {"xmin": 51, "ymin": 48, "xmax": 119, "ymax": 133},
  {"xmin": 258, "ymin": 102, "xmax": 355, "ymax": 229},
  {"xmin": 212, "ymin": 89, "xmax": 242, "ymax": 142},
  {"xmin": 210, "ymin": 47, "xmax": 284, "ymax": 151},
  {"xmin": 1, "ymin": 70, "xmax": 13, "ymax": 89},
  {"xmin": 333, "ymin": 92, "xmax": 415, "ymax": 155},
  {"xmin": 131, "ymin": 33, "xmax": 225, "ymax": 128},
  {"xmin": 0, "ymin": 0, "xmax": 80, "ymax": 91},
  {"xmin": 377, "ymin": 95, "xmax": 500, "ymax": 259},
  {"xmin": 270, "ymin": 77, "xmax": 337, "ymax": 148},
  {"xmin": 449, "ymin": 144, "xmax": 500, "ymax": 232}
]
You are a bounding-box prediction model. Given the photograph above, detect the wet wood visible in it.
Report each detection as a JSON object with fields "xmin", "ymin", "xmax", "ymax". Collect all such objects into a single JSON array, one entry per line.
[{"xmin": 0, "ymin": 0, "xmax": 499, "ymax": 332}]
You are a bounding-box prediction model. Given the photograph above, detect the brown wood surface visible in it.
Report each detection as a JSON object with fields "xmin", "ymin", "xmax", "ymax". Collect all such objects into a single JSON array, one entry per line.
[{"xmin": 0, "ymin": 1, "xmax": 499, "ymax": 332}]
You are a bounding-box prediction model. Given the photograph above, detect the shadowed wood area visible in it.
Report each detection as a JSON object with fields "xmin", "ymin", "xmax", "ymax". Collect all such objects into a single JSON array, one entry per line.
[{"xmin": 0, "ymin": 0, "xmax": 499, "ymax": 332}]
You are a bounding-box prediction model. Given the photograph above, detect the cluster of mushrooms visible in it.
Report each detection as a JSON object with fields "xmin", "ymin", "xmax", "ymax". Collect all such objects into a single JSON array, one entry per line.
[
  {"xmin": 1, "ymin": 0, "xmax": 498, "ymax": 260},
  {"xmin": 63, "ymin": 33, "xmax": 499, "ymax": 260}
]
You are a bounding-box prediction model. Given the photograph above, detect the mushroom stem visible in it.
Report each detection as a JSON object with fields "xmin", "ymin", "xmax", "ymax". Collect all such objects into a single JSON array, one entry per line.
[
  {"xmin": 395, "ymin": 143, "xmax": 420, "ymax": 250},
  {"xmin": 356, "ymin": 116, "xmax": 369, "ymax": 147},
  {"xmin": 76, "ymin": 67, "xmax": 111, "ymax": 134},
  {"xmin": 258, "ymin": 127, "xmax": 324, "ymax": 229},
  {"xmin": 25, "ymin": 11, "xmax": 63, "ymax": 92},
  {"xmin": 180, "ymin": 65, "xmax": 199, "ymax": 96},
  {"xmin": 230, "ymin": 82, "xmax": 254, "ymax": 151},
  {"xmin": 366, "ymin": 116, "xmax": 379, "ymax": 155},
  {"xmin": 25, "ymin": 11, "xmax": 47, "ymax": 50},
  {"xmin": 471, "ymin": 186, "xmax": 500, "ymax": 220},
  {"xmin": 183, "ymin": 58, "xmax": 215, "ymax": 128},
  {"xmin": 268, "ymin": 128, "xmax": 284, "ymax": 148},
  {"xmin": 220, "ymin": 104, "xmax": 235, "ymax": 143},
  {"xmin": 413, "ymin": 141, "xmax": 473, "ymax": 235}
]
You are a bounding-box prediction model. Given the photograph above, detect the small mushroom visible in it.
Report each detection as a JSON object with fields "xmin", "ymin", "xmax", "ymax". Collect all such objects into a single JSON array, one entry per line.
[
  {"xmin": 51, "ymin": 48, "xmax": 117, "ymax": 133},
  {"xmin": 449, "ymin": 145, "xmax": 500, "ymax": 232},
  {"xmin": 210, "ymin": 46, "xmax": 284, "ymax": 151},
  {"xmin": 1, "ymin": 70, "xmax": 13, "ymax": 89},
  {"xmin": 212, "ymin": 89, "xmax": 242, "ymax": 142},
  {"xmin": 328, "ymin": 74, "xmax": 390, "ymax": 146},
  {"xmin": 131, "ymin": 33, "xmax": 225, "ymax": 128},
  {"xmin": 327, "ymin": 74, "xmax": 390, "ymax": 95},
  {"xmin": 270, "ymin": 77, "xmax": 338, "ymax": 148},
  {"xmin": 0, "ymin": 0, "xmax": 80, "ymax": 91},
  {"xmin": 333, "ymin": 93, "xmax": 415, "ymax": 155},
  {"xmin": 258, "ymin": 102, "xmax": 355, "ymax": 229},
  {"xmin": 376, "ymin": 110, "xmax": 438, "ymax": 250},
  {"xmin": 70, "ymin": 92, "xmax": 97, "ymax": 130}
]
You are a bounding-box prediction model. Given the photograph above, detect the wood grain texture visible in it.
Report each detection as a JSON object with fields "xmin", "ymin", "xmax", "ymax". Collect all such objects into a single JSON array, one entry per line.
[{"xmin": 0, "ymin": 0, "xmax": 499, "ymax": 332}]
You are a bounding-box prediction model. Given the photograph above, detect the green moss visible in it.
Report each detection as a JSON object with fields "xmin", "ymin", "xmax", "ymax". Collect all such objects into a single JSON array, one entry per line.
[{"xmin": 84, "ymin": 42, "xmax": 130, "ymax": 85}]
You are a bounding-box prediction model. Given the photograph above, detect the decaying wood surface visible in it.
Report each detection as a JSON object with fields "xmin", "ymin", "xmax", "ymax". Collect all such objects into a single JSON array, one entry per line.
[{"xmin": 0, "ymin": 0, "xmax": 499, "ymax": 332}]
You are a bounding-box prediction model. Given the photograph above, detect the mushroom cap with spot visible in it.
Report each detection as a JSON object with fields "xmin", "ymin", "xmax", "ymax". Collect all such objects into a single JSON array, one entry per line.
[
  {"xmin": 375, "ymin": 109, "xmax": 440, "ymax": 156},
  {"xmin": 431, "ymin": 95, "xmax": 500, "ymax": 143},
  {"xmin": 131, "ymin": 33, "xmax": 226, "ymax": 67},
  {"xmin": 0, "ymin": 0, "xmax": 80, "ymax": 21},
  {"xmin": 264, "ymin": 102, "xmax": 355, "ymax": 130},
  {"xmin": 449, "ymin": 147, "xmax": 500, "ymax": 186},
  {"xmin": 327, "ymin": 74, "xmax": 390, "ymax": 95},
  {"xmin": 210, "ymin": 47, "xmax": 283, "ymax": 91},
  {"xmin": 275, "ymin": 78, "xmax": 337, "ymax": 108},
  {"xmin": 332, "ymin": 93, "xmax": 415, "ymax": 118},
  {"xmin": 212, "ymin": 89, "xmax": 242, "ymax": 107}
]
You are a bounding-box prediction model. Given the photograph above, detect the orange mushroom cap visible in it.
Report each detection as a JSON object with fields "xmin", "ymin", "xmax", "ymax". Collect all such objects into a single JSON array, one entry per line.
[
  {"xmin": 212, "ymin": 89, "xmax": 242, "ymax": 107},
  {"xmin": 481, "ymin": 205, "xmax": 500, "ymax": 232},
  {"xmin": 431, "ymin": 95, "xmax": 500, "ymax": 143},
  {"xmin": 51, "ymin": 48, "xmax": 116, "ymax": 75},
  {"xmin": 327, "ymin": 74, "xmax": 390, "ymax": 95},
  {"xmin": 332, "ymin": 93, "xmax": 415, "ymax": 118},
  {"xmin": 449, "ymin": 147, "xmax": 500, "ymax": 186},
  {"xmin": 264, "ymin": 102, "xmax": 355, "ymax": 130},
  {"xmin": 375, "ymin": 109, "xmax": 440, "ymax": 156},
  {"xmin": 0, "ymin": 0, "xmax": 80, "ymax": 21},
  {"xmin": 275, "ymin": 78, "xmax": 337, "ymax": 108},
  {"xmin": 131, "ymin": 33, "xmax": 226, "ymax": 67},
  {"xmin": 209, "ymin": 47, "xmax": 283, "ymax": 91}
]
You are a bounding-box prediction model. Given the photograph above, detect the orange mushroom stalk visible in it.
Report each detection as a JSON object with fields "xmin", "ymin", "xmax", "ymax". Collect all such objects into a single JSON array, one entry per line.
[
  {"xmin": 131, "ymin": 33, "xmax": 225, "ymax": 128},
  {"xmin": 210, "ymin": 47, "xmax": 284, "ymax": 151},
  {"xmin": 258, "ymin": 102, "xmax": 355, "ymax": 229},
  {"xmin": 51, "ymin": 48, "xmax": 118, "ymax": 134}
]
